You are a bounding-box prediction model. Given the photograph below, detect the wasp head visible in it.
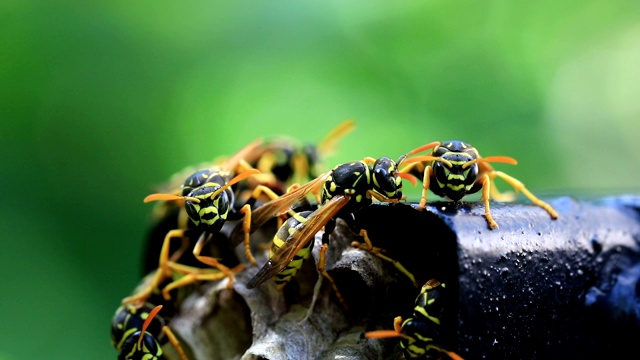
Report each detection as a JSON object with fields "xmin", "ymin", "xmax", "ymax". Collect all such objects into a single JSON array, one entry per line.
[
  {"xmin": 372, "ymin": 157, "xmax": 403, "ymax": 200},
  {"xmin": 432, "ymin": 141, "xmax": 480, "ymax": 201}
]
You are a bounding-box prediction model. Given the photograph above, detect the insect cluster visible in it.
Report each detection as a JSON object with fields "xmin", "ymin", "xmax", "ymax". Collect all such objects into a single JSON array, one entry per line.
[{"xmin": 110, "ymin": 120, "xmax": 558, "ymax": 360}]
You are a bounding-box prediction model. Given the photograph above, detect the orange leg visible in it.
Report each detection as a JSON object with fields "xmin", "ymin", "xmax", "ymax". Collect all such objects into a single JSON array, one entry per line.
[
  {"xmin": 489, "ymin": 170, "xmax": 558, "ymax": 219},
  {"xmin": 242, "ymin": 184, "xmax": 289, "ymax": 265},
  {"xmin": 393, "ymin": 316, "xmax": 404, "ymax": 333},
  {"xmin": 161, "ymin": 262, "xmax": 246, "ymax": 300},
  {"xmin": 122, "ymin": 229, "xmax": 187, "ymax": 306},
  {"xmin": 318, "ymin": 244, "xmax": 348, "ymax": 310},
  {"xmin": 161, "ymin": 325, "xmax": 189, "ymax": 360},
  {"xmin": 351, "ymin": 229, "xmax": 418, "ymax": 287},
  {"xmin": 479, "ymin": 173, "xmax": 499, "ymax": 230},
  {"xmin": 418, "ymin": 165, "xmax": 433, "ymax": 211},
  {"xmin": 192, "ymin": 233, "xmax": 236, "ymax": 290}
]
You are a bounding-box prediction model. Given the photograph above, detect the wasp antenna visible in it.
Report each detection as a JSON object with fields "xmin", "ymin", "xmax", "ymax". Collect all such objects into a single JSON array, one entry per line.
[
  {"xmin": 403, "ymin": 155, "xmax": 453, "ymax": 168},
  {"xmin": 364, "ymin": 330, "xmax": 412, "ymax": 340},
  {"xmin": 144, "ymin": 193, "xmax": 200, "ymax": 203},
  {"xmin": 445, "ymin": 350, "xmax": 466, "ymax": 360},
  {"xmin": 462, "ymin": 155, "xmax": 518, "ymax": 169},
  {"xmin": 209, "ymin": 168, "xmax": 260, "ymax": 200},
  {"xmin": 409, "ymin": 141, "xmax": 441, "ymax": 156},
  {"xmin": 138, "ymin": 305, "xmax": 163, "ymax": 349},
  {"xmin": 397, "ymin": 171, "xmax": 418, "ymax": 186}
]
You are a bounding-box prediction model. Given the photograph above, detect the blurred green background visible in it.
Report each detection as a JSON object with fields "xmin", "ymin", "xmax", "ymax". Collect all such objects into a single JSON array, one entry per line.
[{"xmin": 1, "ymin": 0, "xmax": 639, "ymax": 358}]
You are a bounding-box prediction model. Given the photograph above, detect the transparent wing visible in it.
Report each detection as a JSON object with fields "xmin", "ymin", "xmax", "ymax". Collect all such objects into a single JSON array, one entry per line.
[{"xmin": 246, "ymin": 195, "xmax": 349, "ymax": 288}]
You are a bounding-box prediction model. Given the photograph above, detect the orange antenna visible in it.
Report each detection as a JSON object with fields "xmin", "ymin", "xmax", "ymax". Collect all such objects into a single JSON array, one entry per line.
[
  {"xmin": 144, "ymin": 193, "xmax": 200, "ymax": 204},
  {"xmin": 208, "ymin": 168, "xmax": 260, "ymax": 200},
  {"xmin": 364, "ymin": 330, "xmax": 413, "ymax": 341},
  {"xmin": 137, "ymin": 305, "xmax": 163, "ymax": 350},
  {"xmin": 397, "ymin": 141, "xmax": 441, "ymax": 165},
  {"xmin": 397, "ymin": 171, "xmax": 418, "ymax": 186},
  {"xmin": 403, "ymin": 155, "xmax": 453, "ymax": 168},
  {"xmin": 462, "ymin": 156, "xmax": 517, "ymax": 169}
]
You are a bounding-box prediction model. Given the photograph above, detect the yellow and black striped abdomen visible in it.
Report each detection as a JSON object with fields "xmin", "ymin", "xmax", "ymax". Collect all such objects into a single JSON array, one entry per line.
[
  {"xmin": 269, "ymin": 211, "xmax": 314, "ymax": 289},
  {"xmin": 399, "ymin": 279, "xmax": 449, "ymax": 359}
]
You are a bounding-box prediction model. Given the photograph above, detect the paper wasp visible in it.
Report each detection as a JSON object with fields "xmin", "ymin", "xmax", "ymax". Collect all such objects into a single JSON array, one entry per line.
[
  {"xmin": 240, "ymin": 118, "xmax": 356, "ymax": 193},
  {"xmin": 365, "ymin": 279, "xmax": 463, "ymax": 359},
  {"xmin": 241, "ymin": 143, "xmax": 439, "ymax": 303},
  {"xmin": 112, "ymin": 270, "xmax": 195, "ymax": 360},
  {"xmin": 124, "ymin": 139, "xmax": 282, "ymax": 306},
  {"xmin": 112, "ymin": 304, "xmax": 179, "ymax": 360},
  {"xmin": 404, "ymin": 140, "xmax": 558, "ymax": 229}
]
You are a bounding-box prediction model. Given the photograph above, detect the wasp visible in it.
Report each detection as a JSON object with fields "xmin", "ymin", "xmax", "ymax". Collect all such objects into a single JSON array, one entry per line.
[
  {"xmin": 124, "ymin": 139, "xmax": 283, "ymax": 306},
  {"xmin": 112, "ymin": 304, "xmax": 178, "ymax": 360},
  {"xmin": 241, "ymin": 118, "xmax": 356, "ymax": 193},
  {"xmin": 241, "ymin": 143, "xmax": 438, "ymax": 305},
  {"xmin": 404, "ymin": 140, "xmax": 558, "ymax": 229},
  {"xmin": 112, "ymin": 268, "xmax": 198, "ymax": 360},
  {"xmin": 365, "ymin": 279, "xmax": 463, "ymax": 360},
  {"xmin": 261, "ymin": 210, "xmax": 316, "ymax": 290},
  {"xmin": 111, "ymin": 304, "xmax": 182, "ymax": 360},
  {"xmin": 115, "ymin": 229, "xmax": 242, "ymax": 358}
]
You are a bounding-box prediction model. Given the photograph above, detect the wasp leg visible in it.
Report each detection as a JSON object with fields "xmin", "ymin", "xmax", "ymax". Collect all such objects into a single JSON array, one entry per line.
[
  {"xmin": 417, "ymin": 165, "xmax": 433, "ymax": 211},
  {"xmin": 161, "ymin": 262, "xmax": 246, "ymax": 300},
  {"xmin": 192, "ymin": 233, "xmax": 236, "ymax": 290},
  {"xmin": 318, "ymin": 243, "xmax": 348, "ymax": 310},
  {"xmin": 489, "ymin": 170, "xmax": 559, "ymax": 219},
  {"xmin": 351, "ymin": 229, "xmax": 418, "ymax": 287},
  {"xmin": 122, "ymin": 229, "xmax": 186, "ymax": 306},
  {"xmin": 239, "ymin": 184, "xmax": 291, "ymax": 265},
  {"xmin": 161, "ymin": 325, "xmax": 189, "ymax": 360},
  {"xmin": 489, "ymin": 180, "xmax": 516, "ymax": 202},
  {"xmin": 478, "ymin": 173, "xmax": 500, "ymax": 230},
  {"xmin": 393, "ymin": 316, "xmax": 404, "ymax": 333}
]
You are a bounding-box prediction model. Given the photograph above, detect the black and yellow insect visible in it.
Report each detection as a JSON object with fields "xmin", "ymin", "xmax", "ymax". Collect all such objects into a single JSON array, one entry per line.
[
  {"xmin": 404, "ymin": 140, "xmax": 558, "ymax": 229},
  {"xmin": 112, "ymin": 269, "xmax": 197, "ymax": 360},
  {"xmin": 115, "ymin": 203, "xmax": 245, "ymax": 358},
  {"xmin": 112, "ymin": 303, "xmax": 174, "ymax": 360},
  {"xmin": 365, "ymin": 279, "xmax": 463, "ymax": 360},
  {"xmin": 124, "ymin": 139, "xmax": 283, "ymax": 306},
  {"xmin": 241, "ymin": 118, "xmax": 356, "ymax": 193},
  {"xmin": 262, "ymin": 210, "xmax": 315, "ymax": 290},
  {"xmin": 242, "ymin": 143, "xmax": 436, "ymax": 303}
]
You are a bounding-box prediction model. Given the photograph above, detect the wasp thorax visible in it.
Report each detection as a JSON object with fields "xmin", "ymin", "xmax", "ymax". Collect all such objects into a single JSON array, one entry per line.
[{"xmin": 181, "ymin": 169, "xmax": 215, "ymax": 196}]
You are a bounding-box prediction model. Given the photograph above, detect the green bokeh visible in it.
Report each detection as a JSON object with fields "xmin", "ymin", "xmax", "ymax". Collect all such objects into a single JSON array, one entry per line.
[{"xmin": 1, "ymin": 1, "xmax": 639, "ymax": 358}]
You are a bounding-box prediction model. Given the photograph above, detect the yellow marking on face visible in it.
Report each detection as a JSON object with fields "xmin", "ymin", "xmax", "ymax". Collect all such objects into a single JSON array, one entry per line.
[
  {"xmin": 448, "ymin": 174, "xmax": 465, "ymax": 181},
  {"xmin": 355, "ymin": 194, "xmax": 363, "ymax": 203},
  {"xmin": 448, "ymin": 160, "xmax": 470, "ymax": 166},
  {"xmin": 447, "ymin": 183, "xmax": 465, "ymax": 191}
]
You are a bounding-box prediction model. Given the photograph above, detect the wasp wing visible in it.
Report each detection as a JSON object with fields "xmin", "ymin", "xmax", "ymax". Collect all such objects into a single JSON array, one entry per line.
[
  {"xmin": 246, "ymin": 195, "xmax": 349, "ymax": 289},
  {"xmin": 218, "ymin": 138, "xmax": 264, "ymax": 172},
  {"xmin": 229, "ymin": 172, "xmax": 329, "ymax": 247}
]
